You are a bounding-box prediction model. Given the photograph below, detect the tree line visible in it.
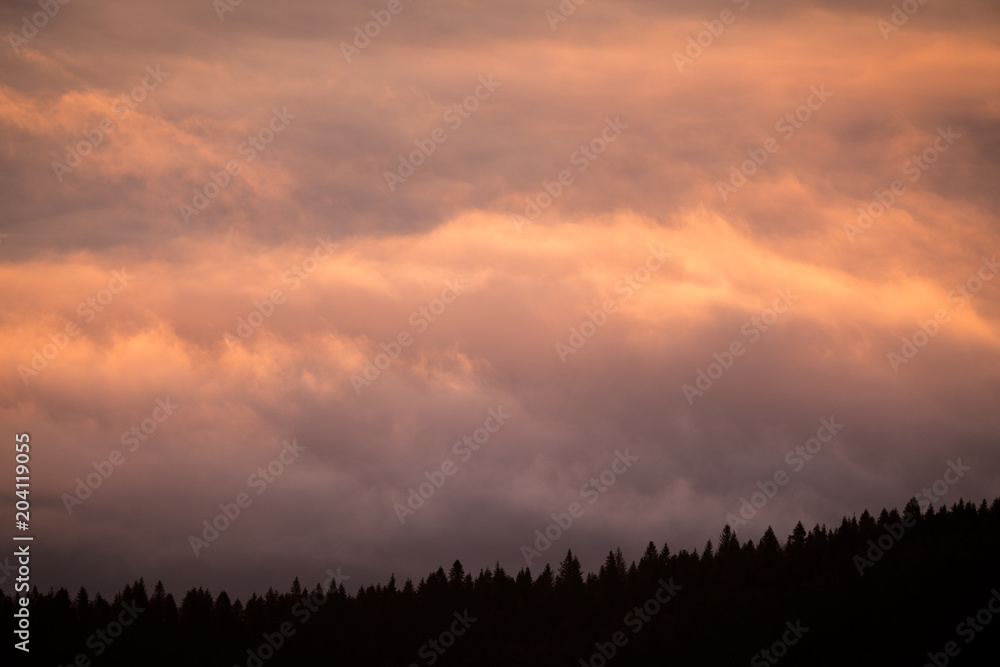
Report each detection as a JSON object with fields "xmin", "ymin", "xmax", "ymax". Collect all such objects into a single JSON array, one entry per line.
[{"xmin": 8, "ymin": 496, "xmax": 1000, "ymax": 666}]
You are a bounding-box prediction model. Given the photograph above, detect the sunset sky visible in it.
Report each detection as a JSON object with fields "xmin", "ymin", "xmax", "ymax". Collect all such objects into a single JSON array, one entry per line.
[{"xmin": 2, "ymin": 0, "xmax": 999, "ymax": 599}]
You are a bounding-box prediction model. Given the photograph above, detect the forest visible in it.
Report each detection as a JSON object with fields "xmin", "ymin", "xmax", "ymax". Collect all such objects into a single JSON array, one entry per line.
[{"xmin": 11, "ymin": 496, "xmax": 1000, "ymax": 666}]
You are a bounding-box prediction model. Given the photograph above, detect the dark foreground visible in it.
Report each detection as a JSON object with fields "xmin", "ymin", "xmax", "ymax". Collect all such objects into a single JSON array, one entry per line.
[{"xmin": 9, "ymin": 497, "xmax": 1000, "ymax": 666}]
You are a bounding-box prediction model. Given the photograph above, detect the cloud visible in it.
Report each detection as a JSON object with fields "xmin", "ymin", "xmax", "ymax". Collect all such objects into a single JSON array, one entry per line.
[{"xmin": 1, "ymin": 0, "xmax": 998, "ymax": 598}]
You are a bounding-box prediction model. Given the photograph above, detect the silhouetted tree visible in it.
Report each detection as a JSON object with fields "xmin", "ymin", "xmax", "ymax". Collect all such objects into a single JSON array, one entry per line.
[{"xmin": 28, "ymin": 496, "xmax": 1000, "ymax": 667}]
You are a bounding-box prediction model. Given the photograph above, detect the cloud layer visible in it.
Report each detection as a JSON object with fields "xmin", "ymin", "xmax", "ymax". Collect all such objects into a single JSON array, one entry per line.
[{"xmin": 1, "ymin": 0, "xmax": 999, "ymax": 598}]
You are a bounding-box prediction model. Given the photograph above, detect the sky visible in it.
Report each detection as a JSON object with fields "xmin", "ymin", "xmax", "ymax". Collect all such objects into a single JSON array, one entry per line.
[{"xmin": 1, "ymin": 0, "xmax": 999, "ymax": 600}]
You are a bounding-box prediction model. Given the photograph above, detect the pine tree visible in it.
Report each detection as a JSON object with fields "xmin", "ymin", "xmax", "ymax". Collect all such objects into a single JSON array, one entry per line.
[
  {"xmin": 702, "ymin": 538, "xmax": 715, "ymax": 561},
  {"xmin": 74, "ymin": 586, "xmax": 91, "ymax": 626},
  {"xmin": 556, "ymin": 550, "xmax": 583, "ymax": 592},
  {"xmin": 788, "ymin": 521, "xmax": 807, "ymax": 549},
  {"xmin": 535, "ymin": 564, "xmax": 554, "ymax": 592},
  {"xmin": 757, "ymin": 526, "xmax": 782, "ymax": 558},
  {"xmin": 718, "ymin": 524, "xmax": 740, "ymax": 558},
  {"xmin": 639, "ymin": 541, "xmax": 659, "ymax": 569}
]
